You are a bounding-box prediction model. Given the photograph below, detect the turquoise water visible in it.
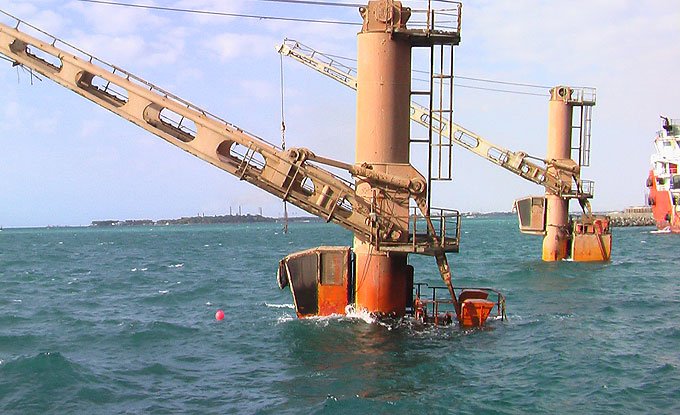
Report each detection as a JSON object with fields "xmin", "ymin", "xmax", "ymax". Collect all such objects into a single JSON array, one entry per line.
[{"xmin": 1, "ymin": 218, "xmax": 678, "ymax": 414}]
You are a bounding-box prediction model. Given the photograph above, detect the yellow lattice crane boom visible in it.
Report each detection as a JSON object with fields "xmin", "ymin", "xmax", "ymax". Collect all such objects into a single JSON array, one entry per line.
[
  {"xmin": 277, "ymin": 39, "xmax": 593, "ymax": 200},
  {"xmin": 0, "ymin": 11, "xmax": 460, "ymax": 256}
]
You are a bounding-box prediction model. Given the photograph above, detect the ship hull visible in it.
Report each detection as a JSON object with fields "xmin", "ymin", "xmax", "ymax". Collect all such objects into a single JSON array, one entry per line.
[
  {"xmin": 648, "ymin": 170, "xmax": 680, "ymax": 232},
  {"xmin": 645, "ymin": 117, "xmax": 680, "ymax": 233}
]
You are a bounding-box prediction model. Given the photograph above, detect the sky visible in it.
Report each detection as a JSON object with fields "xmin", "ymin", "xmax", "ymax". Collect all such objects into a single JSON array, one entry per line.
[{"xmin": 1, "ymin": 0, "xmax": 679, "ymax": 227}]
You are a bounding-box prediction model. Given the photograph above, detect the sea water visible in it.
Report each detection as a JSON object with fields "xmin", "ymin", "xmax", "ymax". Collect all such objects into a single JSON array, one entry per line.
[{"xmin": 1, "ymin": 217, "xmax": 678, "ymax": 414}]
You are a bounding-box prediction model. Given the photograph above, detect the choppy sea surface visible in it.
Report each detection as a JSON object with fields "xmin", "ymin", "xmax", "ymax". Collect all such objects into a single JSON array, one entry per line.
[{"xmin": 1, "ymin": 217, "xmax": 678, "ymax": 414}]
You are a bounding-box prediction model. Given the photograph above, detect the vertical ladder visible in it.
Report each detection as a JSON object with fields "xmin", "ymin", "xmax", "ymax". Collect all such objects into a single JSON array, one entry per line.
[
  {"xmin": 430, "ymin": 43, "xmax": 455, "ymax": 181},
  {"xmin": 570, "ymin": 90, "xmax": 595, "ymax": 169},
  {"xmin": 410, "ymin": 39, "xmax": 456, "ymax": 209},
  {"xmin": 571, "ymin": 105, "xmax": 592, "ymax": 168}
]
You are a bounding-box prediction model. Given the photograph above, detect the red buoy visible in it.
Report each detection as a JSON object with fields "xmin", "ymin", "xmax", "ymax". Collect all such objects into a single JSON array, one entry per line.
[{"xmin": 215, "ymin": 309, "xmax": 225, "ymax": 321}]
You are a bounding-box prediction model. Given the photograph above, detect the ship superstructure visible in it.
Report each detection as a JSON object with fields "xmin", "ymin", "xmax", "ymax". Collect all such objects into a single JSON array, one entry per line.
[{"xmin": 646, "ymin": 117, "xmax": 680, "ymax": 232}]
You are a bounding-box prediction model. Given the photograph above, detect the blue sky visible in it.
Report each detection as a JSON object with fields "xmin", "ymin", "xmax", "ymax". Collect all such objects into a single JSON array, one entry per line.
[{"xmin": 1, "ymin": 0, "xmax": 679, "ymax": 227}]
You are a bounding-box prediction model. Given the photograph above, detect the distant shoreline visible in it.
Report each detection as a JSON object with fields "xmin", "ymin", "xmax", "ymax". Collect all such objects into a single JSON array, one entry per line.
[
  {"xmin": 87, "ymin": 211, "xmax": 517, "ymax": 228},
  {"xmin": 90, "ymin": 214, "xmax": 322, "ymax": 227},
  {"xmin": 1, "ymin": 209, "xmax": 655, "ymax": 230}
]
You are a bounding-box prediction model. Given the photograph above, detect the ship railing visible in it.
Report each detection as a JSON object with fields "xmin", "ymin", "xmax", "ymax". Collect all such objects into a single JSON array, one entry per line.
[
  {"xmin": 407, "ymin": 2, "xmax": 463, "ymax": 35},
  {"xmin": 412, "ymin": 283, "xmax": 507, "ymax": 325},
  {"xmin": 379, "ymin": 207, "xmax": 460, "ymax": 254},
  {"xmin": 576, "ymin": 179, "xmax": 595, "ymax": 198},
  {"xmin": 568, "ymin": 87, "xmax": 596, "ymax": 105}
]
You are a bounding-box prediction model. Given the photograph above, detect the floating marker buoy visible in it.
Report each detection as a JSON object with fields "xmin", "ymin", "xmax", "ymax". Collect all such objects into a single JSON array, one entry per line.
[{"xmin": 215, "ymin": 309, "xmax": 225, "ymax": 321}]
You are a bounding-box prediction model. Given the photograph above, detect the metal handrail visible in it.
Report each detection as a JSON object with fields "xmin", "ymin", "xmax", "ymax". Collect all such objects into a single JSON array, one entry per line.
[{"xmin": 408, "ymin": 2, "xmax": 462, "ymax": 34}]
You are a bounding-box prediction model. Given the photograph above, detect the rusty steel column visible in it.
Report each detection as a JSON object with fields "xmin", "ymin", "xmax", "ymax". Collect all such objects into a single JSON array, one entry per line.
[
  {"xmin": 542, "ymin": 86, "xmax": 573, "ymax": 261},
  {"xmin": 354, "ymin": 0, "xmax": 412, "ymax": 315}
]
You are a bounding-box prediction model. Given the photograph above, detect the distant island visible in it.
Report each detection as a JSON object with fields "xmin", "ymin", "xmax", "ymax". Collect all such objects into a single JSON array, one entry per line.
[
  {"xmin": 90, "ymin": 214, "xmax": 321, "ymax": 227},
  {"xmin": 90, "ymin": 211, "xmax": 516, "ymax": 228}
]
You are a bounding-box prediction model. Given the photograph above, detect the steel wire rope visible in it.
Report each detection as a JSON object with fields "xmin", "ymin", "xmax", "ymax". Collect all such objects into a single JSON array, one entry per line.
[
  {"xmin": 308, "ymin": 52, "xmax": 549, "ymax": 92},
  {"xmin": 76, "ymin": 0, "xmax": 362, "ymax": 26},
  {"xmin": 293, "ymin": 48, "xmax": 552, "ymax": 95},
  {"xmin": 75, "ymin": 1, "xmax": 545, "ymax": 94},
  {"xmin": 245, "ymin": 0, "xmax": 363, "ymax": 7},
  {"xmin": 279, "ymin": 53, "xmax": 289, "ymax": 234},
  {"xmin": 1, "ymin": 54, "xmax": 44, "ymax": 84}
]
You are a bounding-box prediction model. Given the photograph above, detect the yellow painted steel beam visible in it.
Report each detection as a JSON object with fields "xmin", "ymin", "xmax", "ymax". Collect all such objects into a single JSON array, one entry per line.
[{"xmin": 0, "ymin": 13, "xmax": 445, "ymax": 251}]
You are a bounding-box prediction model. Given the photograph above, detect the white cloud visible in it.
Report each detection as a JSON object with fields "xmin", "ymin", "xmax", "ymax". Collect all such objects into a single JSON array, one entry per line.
[
  {"xmin": 65, "ymin": 0, "xmax": 169, "ymax": 35},
  {"xmin": 207, "ymin": 33, "xmax": 277, "ymax": 61},
  {"xmin": 239, "ymin": 79, "xmax": 277, "ymax": 100}
]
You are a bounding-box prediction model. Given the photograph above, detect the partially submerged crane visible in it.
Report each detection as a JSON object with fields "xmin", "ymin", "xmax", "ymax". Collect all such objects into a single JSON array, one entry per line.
[
  {"xmin": 278, "ymin": 38, "xmax": 612, "ymax": 262},
  {"xmin": 0, "ymin": 1, "xmax": 506, "ymax": 327}
]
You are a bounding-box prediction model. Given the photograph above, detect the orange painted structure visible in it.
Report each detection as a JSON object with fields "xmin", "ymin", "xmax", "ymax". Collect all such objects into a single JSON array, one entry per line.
[
  {"xmin": 515, "ymin": 86, "xmax": 611, "ymax": 262},
  {"xmin": 278, "ymin": 42, "xmax": 613, "ymax": 263},
  {"xmin": 571, "ymin": 217, "xmax": 612, "ymax": 261},
  {"xmin": 277, "ymin": 247, "xmax": 352, "ymax": 317},
  {"xmin": 353, "ymin": 2, "xmax": 412, "ymax": 316},
  {"xmin": 0, "ymin": 2, "xmax": 506, "ymax": 328},
  {"xmin": 543, "ymin": 87, "xmax": 574, "ymax": 261}
]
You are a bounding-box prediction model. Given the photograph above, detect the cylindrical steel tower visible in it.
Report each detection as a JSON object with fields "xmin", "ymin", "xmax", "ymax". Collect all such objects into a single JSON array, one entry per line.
[
  {"xmin": 542, "ymin": 86, "xmax": 573, "ymax": 261},
  {"xmin": 353, "ymin": 1, "xmax": 412, "ymax": 315}
]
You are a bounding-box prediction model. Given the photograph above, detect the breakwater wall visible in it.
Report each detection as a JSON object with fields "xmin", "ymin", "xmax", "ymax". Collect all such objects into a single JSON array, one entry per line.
[{"xmin": 608, "ymin": 209, "xmax": 655, "ymax": 227}]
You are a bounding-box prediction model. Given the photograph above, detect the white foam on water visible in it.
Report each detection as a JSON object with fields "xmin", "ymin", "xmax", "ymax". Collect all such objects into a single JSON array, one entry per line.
[
  {"xmin": 168, "ymin": 263, "xmax": 184, "ymax": 268},
  {"xmin": 12, "ymin": 299, "xmax": 22, "ymax": 303},
  {"xmin": 276, "ymin": 315, "xmax": 295, "ymax": 324},
  {"xmin": 205, "ymin": 302, "xmax": 213, "ymax": 306},
  {"xmin": 265, "ymin": 303, "xmax": 295, "ymax": 309},
  {"xmin": 158, "ymin": 290, "xmax": 169, "ymax": 295},
  {"xmin": 343, "ymin": 305, "xmax": 377, "ymax": 324}
]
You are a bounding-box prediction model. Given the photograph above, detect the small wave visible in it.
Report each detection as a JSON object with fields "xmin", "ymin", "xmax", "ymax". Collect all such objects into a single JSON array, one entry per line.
[
  {"xmin": 276, "ymin": 315, "xmax": 295, "ymax": 324},
  {"xmin": 158, "ymin": 290, "xmax": 169, "ymax": 295},
  {"xmin": 0, "ymin": 352, "xmax": 93, "ymax": 386},
  {"xmin": 168, "ymin": 263, "xmax": 184, "ymax": 268},
  {"xmin": 265, "ymin": 303, "xmax": 294, "ymax": 309},
  {"xmin": 130, "ymin": 268, "xmax": 148, "ymax": 272}
]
